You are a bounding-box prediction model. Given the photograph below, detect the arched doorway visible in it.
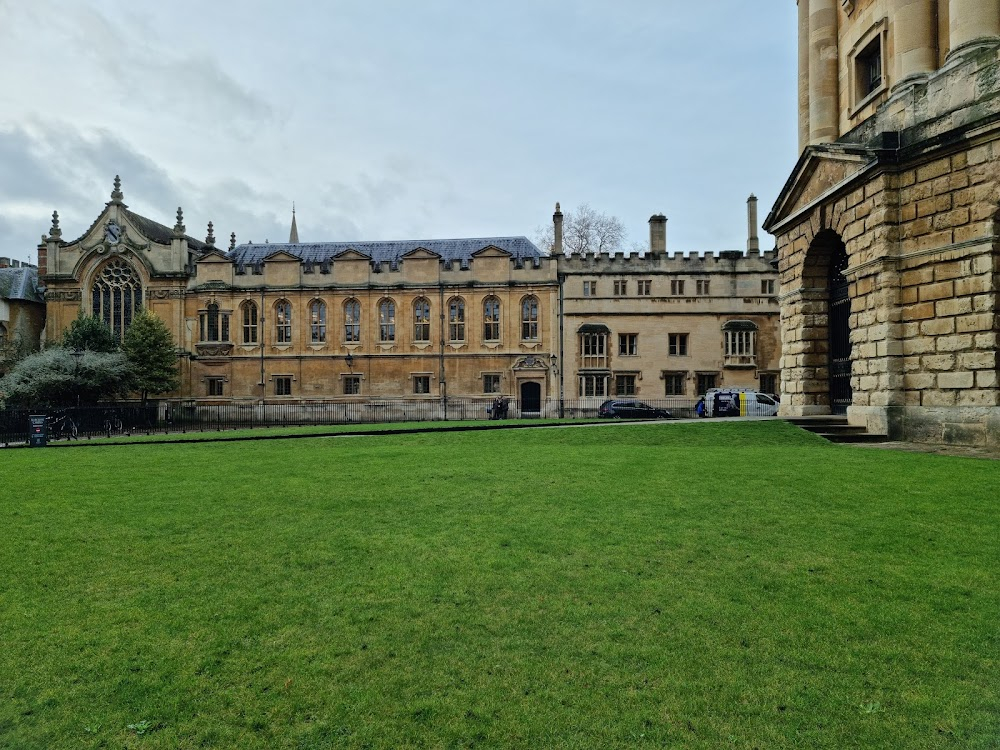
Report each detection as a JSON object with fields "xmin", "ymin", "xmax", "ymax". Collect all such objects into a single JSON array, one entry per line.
[
  {"xmin": 828, "ymin": 242, "xmax": 852, "ymax": 414},
  {"xmin": 520, "ymin": 381, "xmax": 541, "ymax": 414}
]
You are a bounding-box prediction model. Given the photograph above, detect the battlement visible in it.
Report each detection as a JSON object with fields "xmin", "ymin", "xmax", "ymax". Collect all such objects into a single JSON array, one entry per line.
[{"xmin": 556, "ymin": 248, "xmax": 778, "ymax": 275}]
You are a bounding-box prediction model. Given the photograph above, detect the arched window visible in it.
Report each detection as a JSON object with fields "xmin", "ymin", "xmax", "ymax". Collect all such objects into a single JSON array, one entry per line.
[
  {"xmin": 275, "ymin": 300, "xmax": 292, "ymax": 344},
  {"xmin": 521, "ymin": 296, "xmax": 539, "ymax": 340},
  {"xmin": 199, "ymin": 302, "xmax": 230, "ymax": 342},
  {"xmin": 448, "ymin": 297, "xmax": 465, "ymax": 342},
  {"xmin": 413, "ymin": 297, "xmax": 431, "ymax": 342},
  {"xmin": 91, "ymin": 258, "xmax": 143, "ymax": 339},
  {"xmin": 344, "ymin": 299, "xmax": 361, "ymax": 342},
  {"xmin": 483, "ymin": 296, "xmax": 501, "ymax": 341},
  {"xmin": 241, "ymin": 301, "xmax": 258, "ymax": 344},
  {"xmin": 309, "ymin": 300, "xmax": 327, "ymax": 344},
  {"xmin": 379, "ymin": 299, "xmax": 396, "ymax": 342}
]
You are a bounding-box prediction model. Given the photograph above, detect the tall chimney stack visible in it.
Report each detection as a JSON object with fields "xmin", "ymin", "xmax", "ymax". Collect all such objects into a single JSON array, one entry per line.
[
  {"xmin": 553, "ymin": 202, "xmax": 563, "ymax": 255},
  {"xmin": 648, "ymin": 214, "xmax": 667, "ymax": 256},
  {"xmin": 746, "ymin": 194, "xmax": 760, "ymax": 253}
]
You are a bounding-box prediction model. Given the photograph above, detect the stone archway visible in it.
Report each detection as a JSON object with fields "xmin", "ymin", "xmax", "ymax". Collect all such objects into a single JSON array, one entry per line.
[{"xmin": 792, "ymin": 228, "xmax": 851, "ymax": 415}]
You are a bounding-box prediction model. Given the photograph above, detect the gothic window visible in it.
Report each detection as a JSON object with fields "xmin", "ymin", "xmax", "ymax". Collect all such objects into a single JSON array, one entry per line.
[
  {"xmin": 199, "ymin": 302, "xmax": 230, "ymax": 342},
  {"xmin": 413, "ymin": 297, "xmax": 431, "ymax": 342},
  {"xmin": 448, "ymin": 297, "xmax": 465, "ymax": 342},
  {"xmin": 521, "ymin": 296, "xmax": 539, "ymax": 340},
  {"xmin": 379, "ymin": 299, "xmax": 396, "ymax": 342},
  {"xmin": 309, "ymin": 300, "xmax": 327, "ymax": 344},
  {"xmin": 91, "ymin": 258, "xmax": 143, "ymax": 339},
  {"xmin": 344, "ymin": 299, "xmax": 361, "ymax": 342},
  {"xmin": 241, "ymin": 301, "xmax": 258, "ymax": 344},
  {"xmin": 483, "ymin": 296, "xmax": 501, "ymax": 341}
]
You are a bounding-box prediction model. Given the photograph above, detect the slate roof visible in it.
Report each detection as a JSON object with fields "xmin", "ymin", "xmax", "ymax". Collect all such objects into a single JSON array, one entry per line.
[
  {"xmin": 66, "ymin": 208, "xmax": 209, "ymax": 252},
  {"xmin": 0, "ymin": 267, "xmax": 43, "ymax": 304},
  {"xmin": 123, "ymin": 209, "xmax": 208, "ymax": 252},
  {"xmin": 229, "ymin": 236, "xmax": 545, "ymax": 266}
]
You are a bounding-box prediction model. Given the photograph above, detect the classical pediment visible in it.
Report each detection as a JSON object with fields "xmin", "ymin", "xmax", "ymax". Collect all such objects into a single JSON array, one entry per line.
[
  {"xmin": 471, "ymin": 245, "xmax": 512, "ymax": 258},
  {"xmin": 333, "ymin": 248, "xmax": 372, "ymax": 261},
  {"xmin": 765, "ymin": 146, "xmax": 875, "ymax": 232},
  {"xmin": 401, "ymin": 247, "xmax": 441, "ymax": 260},
  {"xmin": 196, "ymin": 248, "xmax": 231, "ymax": 263},
  {"xmin": 262, "ymin": 249, "xmax": 301, "ymax": 263}
]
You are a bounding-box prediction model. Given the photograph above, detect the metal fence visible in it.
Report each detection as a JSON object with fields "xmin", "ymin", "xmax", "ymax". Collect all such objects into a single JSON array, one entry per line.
[{"xmin": 0, "ymin": 396, "xmax": 701, "ymax": 446}]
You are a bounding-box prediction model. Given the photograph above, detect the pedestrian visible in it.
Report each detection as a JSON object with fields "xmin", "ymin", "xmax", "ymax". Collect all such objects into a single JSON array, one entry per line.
[{"xmin": 695, "ymin": 397, "xmax": 706, "ymax": 418}]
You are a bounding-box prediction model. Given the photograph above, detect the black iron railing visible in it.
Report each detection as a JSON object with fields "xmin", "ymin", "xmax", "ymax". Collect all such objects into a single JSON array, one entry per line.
[{"xmin": 0, "ymin": 397, "xmax": 701, "ymax": 446}]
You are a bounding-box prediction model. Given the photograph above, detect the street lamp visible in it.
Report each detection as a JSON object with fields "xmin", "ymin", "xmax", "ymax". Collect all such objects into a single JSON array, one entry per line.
[{"xmin": 70, "ymin": 348, "xmax": 83, "ymax": 408}]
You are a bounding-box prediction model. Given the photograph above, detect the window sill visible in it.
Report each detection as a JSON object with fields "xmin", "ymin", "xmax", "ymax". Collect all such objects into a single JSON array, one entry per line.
[
  {"xmin": 724, "ymin": 355, "xmax": 757, "ymax": 369},
  {"xmin": 849, "ymin": 82, "xmax": 887, "ymax": 119}
]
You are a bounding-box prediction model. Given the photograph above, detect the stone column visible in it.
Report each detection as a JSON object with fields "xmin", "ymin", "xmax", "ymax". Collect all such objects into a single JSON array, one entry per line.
[
  {"xmin": 948, "ymin": 0, "xmax": 1000, "ymax": 58},
  {"xmin": 798, "ymin": 0, "xmax": 811, "ymax": 153},
  {"xmin": 809, "ymin": 0, "xmax": 840, "ymax": 145},
  {"xmin": 893, "ymin": 0, "xmax": 937, "ymax": 88}
]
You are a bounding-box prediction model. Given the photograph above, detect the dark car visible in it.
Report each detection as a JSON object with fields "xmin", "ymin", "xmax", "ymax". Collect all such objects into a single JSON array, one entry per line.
[{"xmin": 598, "ymin": 399, "xmax": 672, "ymax": 419}]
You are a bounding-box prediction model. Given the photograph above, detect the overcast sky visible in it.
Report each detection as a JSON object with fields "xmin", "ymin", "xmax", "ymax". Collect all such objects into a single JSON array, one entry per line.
[{"xmin": 0, "ymin": 0, "xmax": 798, "ymax": 265}]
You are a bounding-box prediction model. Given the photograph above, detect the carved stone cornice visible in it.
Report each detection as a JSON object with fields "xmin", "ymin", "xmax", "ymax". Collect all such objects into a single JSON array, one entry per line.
[
  {"xmin": 45, "ymin": 289, "xmax": 82, "ymax": 302},
  {"xmin": 195, "ymin": 343, "xmax": 233, "ymax": 357}
]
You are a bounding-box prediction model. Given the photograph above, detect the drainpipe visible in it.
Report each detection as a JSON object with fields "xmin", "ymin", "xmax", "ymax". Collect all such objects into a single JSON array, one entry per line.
[
  {"xmin": 439, "ymin": 278, "xmax": 447, "ymax": 420},
  {"xmin": 259, "ymin": 287, "xmax": 266, "ymax": 406},
  {"xmin": 558, "ymin": 273, "xmax": 565, "ymax": 418}
]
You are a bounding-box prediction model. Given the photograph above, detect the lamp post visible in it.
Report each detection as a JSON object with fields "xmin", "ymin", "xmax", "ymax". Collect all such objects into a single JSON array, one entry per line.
[{"xmin": 70, "ymin": 348, "xmax": 83, "ymax": 409}]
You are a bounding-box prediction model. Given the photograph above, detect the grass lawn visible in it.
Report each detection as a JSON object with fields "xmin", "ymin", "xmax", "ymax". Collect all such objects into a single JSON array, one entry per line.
[{"xmin": 1, "ymin": 421, "xmax": 997, "ymax": 749}]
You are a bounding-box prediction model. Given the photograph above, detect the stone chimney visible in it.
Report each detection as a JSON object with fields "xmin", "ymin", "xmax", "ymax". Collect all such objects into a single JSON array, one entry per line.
[
  {"xmin": 0, "ymin": 257, "xmax": 9, "ymax": 269},
  {"xmin": 648, "ymin": 214, "xmax": 667, "ymax": 256},
  {"xmin": 747, "ymin": 194, "xmax": 760, "ymax": 253},
  {"xmin": 553, "ymin": 202, "xmax": 563, "ymax": 255}
]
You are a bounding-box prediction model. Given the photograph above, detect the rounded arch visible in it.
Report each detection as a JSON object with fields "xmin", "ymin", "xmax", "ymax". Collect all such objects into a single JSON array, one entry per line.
[
  {"xmin": 239, "ymin": 299, "xmax": 259, "ymax": 344},
  {"xmin": 378, "ymin": 297, "xmax": 396, "ymax": 342},
  {"xmin": 801, "ymin": 228, "xmax": 848, "ymax": 289},
  {"xmin": 412, "ymin": 296, "xmax": 431, "ymax": 342},
  {"xmin": 90, "ymin": 257, "xmax": 144, "ymax": 339},
  {"xmin": 343, "ymin": 298, "xmax": 361, "ymax": 342},
  {"xmin": 447, "ymin": 296, "xmax": 466, "ymax": 342},
  {"xmin": 520, "ymin": 294, "xmax": 539, "ymax": 341},
  {"xmin": 308, "ymin": 298, "xmax": 328, "ymax": 344},
  {"xmin": 274, "ymin": 298, "xmax": 292, "ymax": 344},
  {"xmin": 482, "ymin": 295, "xmax": 501, "ymax": 342}
]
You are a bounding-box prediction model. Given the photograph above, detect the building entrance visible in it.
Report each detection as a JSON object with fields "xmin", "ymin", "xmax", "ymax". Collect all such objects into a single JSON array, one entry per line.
[{"xmin": 520, "ymin": 381, "xmax": 541, "ymax": 413}]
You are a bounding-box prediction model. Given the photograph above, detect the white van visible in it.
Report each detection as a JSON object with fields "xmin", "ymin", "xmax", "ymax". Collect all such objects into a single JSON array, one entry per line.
[{"xmin": 703, "ymin": 388, "xmax": 779, "ymax": 417}]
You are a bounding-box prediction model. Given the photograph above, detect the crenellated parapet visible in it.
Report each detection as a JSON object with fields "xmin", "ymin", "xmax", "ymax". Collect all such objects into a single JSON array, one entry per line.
[{"xmin": 557, "ymin": 248, "xmax": 778, "ymax": 275}]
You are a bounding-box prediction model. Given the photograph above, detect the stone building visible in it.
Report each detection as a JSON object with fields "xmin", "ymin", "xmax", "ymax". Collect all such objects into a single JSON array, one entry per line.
[
  {"xmin": 0, "ymin": 258, "xmax": 44, "ymax": 370},
  {"xmin": 765, "ymin": 0, "xmax": 1000, "ymax": 445},
  {"xmin": 36, "ymin": 178, "xmax": 779, "ymax": 414},
  {"xmin": 554, "ymin": 199, "xmax": 780, "ymax": 407}
]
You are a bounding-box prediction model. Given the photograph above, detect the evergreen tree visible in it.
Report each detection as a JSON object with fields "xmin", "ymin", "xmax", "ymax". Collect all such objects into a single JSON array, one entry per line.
[
  {"xmin": 122, "ymin": 309, "xmax": 180, "ymax": 405},
  {"xmin": 62, "ymin": 313, "xmax": 118, "ymax": 352}
]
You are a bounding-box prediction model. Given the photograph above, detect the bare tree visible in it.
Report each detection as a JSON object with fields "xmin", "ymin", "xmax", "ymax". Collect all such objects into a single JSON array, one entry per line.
[{"xmin": 536, "ymin": 204, "xmax": 628, "ymax": 255}]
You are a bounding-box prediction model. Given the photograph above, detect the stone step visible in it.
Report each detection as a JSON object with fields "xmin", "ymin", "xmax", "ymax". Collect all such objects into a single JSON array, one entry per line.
[{"xmin": 783, "ymin": 416, "xmax": 889, "ymax": 444}]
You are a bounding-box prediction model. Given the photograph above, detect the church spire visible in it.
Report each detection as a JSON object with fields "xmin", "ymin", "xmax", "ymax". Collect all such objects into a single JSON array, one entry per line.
[{"xmin": 289, "ymin": 203, "xmax": 299, "ymax": 243}]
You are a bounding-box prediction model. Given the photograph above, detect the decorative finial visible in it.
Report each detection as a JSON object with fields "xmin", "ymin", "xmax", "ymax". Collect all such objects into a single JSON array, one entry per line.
[
  {"xmin": 229, "ymin": 232, "xmax": 236, "ymax": 251},
  {"xmin": 206, "ymin": 221, "xmax": 216, "ymax": 246},
  {"xmin": 173, "ymin": 207, "xmax": 185, "ymax": 236},
  {"xmin": 49, "ymin": 210, "xmax": 62, "ymax": 239},
  {"xmin": 111, "ymin": 175, "xmax": 123, "ymax": 203}
]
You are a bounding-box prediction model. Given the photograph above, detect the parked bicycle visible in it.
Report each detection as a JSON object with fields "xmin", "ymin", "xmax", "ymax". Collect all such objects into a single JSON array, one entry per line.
[
  {"xmin": 46, "ymin": 411, "xmax": 78, "ymax": 440},
  {"xmin": 102, "ymin": 409, "xmax": 124, "ymax": 436}
]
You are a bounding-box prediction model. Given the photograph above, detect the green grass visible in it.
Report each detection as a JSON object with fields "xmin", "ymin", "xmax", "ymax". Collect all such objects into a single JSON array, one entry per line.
[{"xmin": 1, "ymin": 421, "xmax": 997, "ymax": 749}]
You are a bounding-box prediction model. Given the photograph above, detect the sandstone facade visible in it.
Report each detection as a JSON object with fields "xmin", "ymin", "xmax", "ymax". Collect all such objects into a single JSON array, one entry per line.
[
  {"xmin": 767, "ymin": 0, "xmax": 1000, "ymax": 445},
  {"xmin": 37, "ymin": 182, "xmax": 780, "ymax": 413}
]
